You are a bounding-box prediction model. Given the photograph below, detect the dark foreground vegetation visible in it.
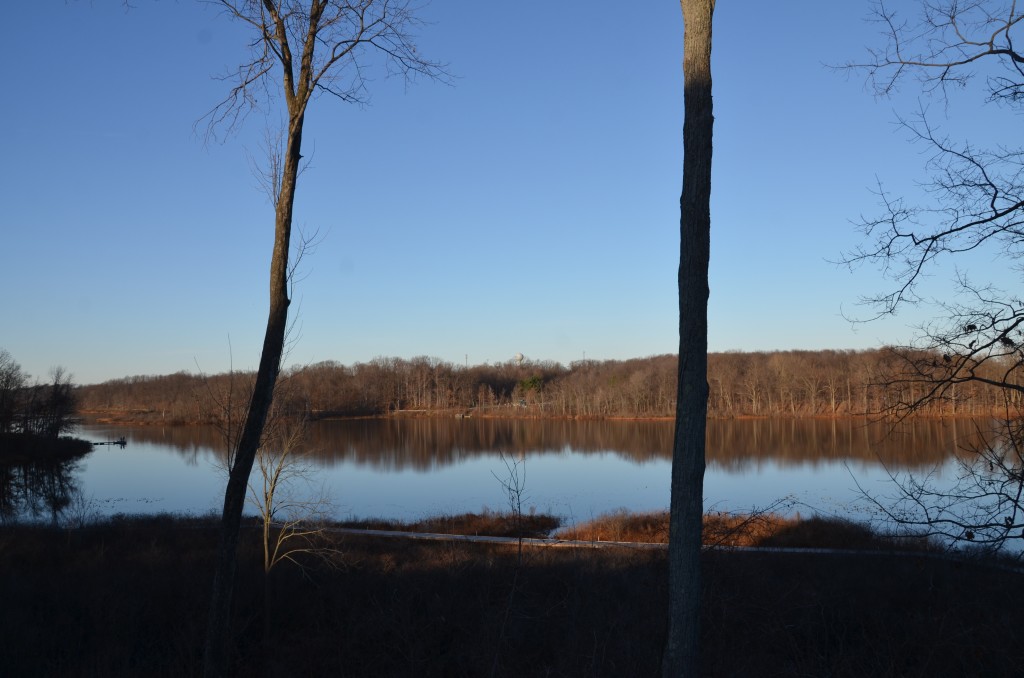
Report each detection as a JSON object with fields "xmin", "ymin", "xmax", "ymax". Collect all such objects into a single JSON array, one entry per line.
[
  {"xmin": 1, "ymin": 513, "xmax": 1021, "ymax": 677},
  {"xmin": 76, "ymin": 348, "xmax": 1019, "ymax": 424}
]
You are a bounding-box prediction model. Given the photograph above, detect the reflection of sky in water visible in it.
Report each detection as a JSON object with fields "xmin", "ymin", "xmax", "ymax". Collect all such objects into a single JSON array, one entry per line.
[
  {"xmin": 326, "ymin": 452, "xmax": 676, "ymax": 523},
  {"xmin": 75, "ymin": 431, "xmax": 225, "ymax": 517},
  {"xmin": 74, "ymin": 423, "xmax": 966, "ymax": 524}
]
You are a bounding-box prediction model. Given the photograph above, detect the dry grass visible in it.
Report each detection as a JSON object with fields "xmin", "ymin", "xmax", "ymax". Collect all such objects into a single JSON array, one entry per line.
[
  {"xmin": 339, "ymin": 508, "xmax": 923, "ymax": 552},
  {"xmin": 555, "ymin": 509, "xmax": 934, "ymax": 550},
  {"xmin": 336, "ymin": 509, "xmax": 562, "ymax": 539},
  {"xmin": 555, "ymin": 508, "xmax": 795, "ymax": 546},
  {"xmin": 703, "ymin": 510, "xmax": 797, "ymax": 547},
  {"xmin": 555, "ymin": 509, "xmax": 671, "ymax": 543}
]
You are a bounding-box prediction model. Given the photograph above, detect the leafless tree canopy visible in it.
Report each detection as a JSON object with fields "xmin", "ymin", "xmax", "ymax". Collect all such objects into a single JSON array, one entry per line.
[
  {"xmin": 845, "ymin": 0, "xmax": 1024, "ymax": 553},
  {"xmin": 202, "ymin": 0, "xmax": 447, "ymax": 140},
  {"xmin": 843, "ymin": 1, "xmax": 1024, "ymax": 394}
]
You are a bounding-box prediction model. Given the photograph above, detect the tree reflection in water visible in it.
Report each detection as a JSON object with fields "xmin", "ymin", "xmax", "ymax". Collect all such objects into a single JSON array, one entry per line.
[
  {"xmin": 0, "ymin": 457, "xmax": 82, "ymax": 525},
  {"xmin": 105, "ymin": 417, "xmax": 993, "ymax": 472},
  {"xmin": 74, "ymin": 418, "xmax": 999, "ymax": 522}
]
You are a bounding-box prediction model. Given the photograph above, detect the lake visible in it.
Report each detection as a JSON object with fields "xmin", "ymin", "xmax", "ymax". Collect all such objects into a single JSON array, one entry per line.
[{"xmin": 5, "ymin": 417, "xmax": 990, "ymax": 525}]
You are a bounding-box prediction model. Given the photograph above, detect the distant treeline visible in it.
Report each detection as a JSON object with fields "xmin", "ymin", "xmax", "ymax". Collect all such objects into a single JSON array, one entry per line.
[{"xmin": 76, "ymin": 348, "xmax": 1022, "ymax": 424}]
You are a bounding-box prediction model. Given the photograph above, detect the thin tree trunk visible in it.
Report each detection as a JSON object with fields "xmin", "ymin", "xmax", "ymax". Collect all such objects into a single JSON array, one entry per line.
[
  {"xmin": 664, "ymin": 1, "xmax": 713, "ymax": 676},
  {"xmin": 203, "ymin": 111, "xmax": 302, "ymax": 678},
  {"xmin": 197, "ymin": 0, "xmax": 444, "ymax": 671}
]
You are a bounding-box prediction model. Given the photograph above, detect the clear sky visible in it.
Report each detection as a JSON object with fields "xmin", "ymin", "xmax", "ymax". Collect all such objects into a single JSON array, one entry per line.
[{"xmin": 1, "ymin": 1, "xmax": 1008, "ymax": 385}]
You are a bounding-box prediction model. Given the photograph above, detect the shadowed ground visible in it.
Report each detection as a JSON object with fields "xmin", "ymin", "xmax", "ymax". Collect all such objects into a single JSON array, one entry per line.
[{"xmin": 0, "ymin": 514, "xmax": 1021, "ymax": 677}]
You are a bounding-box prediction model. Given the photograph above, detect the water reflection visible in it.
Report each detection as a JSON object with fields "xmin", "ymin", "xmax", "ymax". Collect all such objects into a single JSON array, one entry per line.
[
  {"xmin": 0, "ymin": 457, "xmax": 82, "ymax": 524},
  {"xmin": 99, "ymin": 417, "xmax": 989, "ymax": 472},
  {"xmin": 707, "ymin": 417, "xmax": 983, "ymax": 470},
  {"xmin": 75, "ymin": 418, "xmax": 997, "ymax": 521}
]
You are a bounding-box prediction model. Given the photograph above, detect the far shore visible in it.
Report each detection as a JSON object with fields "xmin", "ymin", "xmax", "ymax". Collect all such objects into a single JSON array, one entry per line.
[{"xmin": 77, "ymin": 407, "xmax": 987, "ymax": 428}]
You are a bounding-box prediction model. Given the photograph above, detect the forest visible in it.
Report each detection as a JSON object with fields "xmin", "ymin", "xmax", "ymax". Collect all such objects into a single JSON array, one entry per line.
[{"xmin": 75, "ymin": 347, "xmax": 1022, "ymax": 423}]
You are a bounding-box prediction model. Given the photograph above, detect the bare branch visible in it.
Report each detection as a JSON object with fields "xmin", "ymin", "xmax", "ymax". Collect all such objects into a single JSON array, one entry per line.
[
  {"xmin": 840, "ymin": 108, "xmax": 1024, "ymax": 318},
  {"xmin": 200, "ymin": 0, "xmax": 450, "ymax": 142},
  {"xmin": 842, "ymin": 2, "xmax": 1024, "ymax": 551},
  {"xmin": 844, "ymin": 0, "xmax": 1024, "ymax": 103},
  {"xmin": 857, "ymin": 416, "xmax": 1024, "ymax": 554}
]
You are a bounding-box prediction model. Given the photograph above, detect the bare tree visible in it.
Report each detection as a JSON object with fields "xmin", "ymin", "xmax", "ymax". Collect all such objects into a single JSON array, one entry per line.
[
  {"xmin": 18, "ymin": 367, "xmax": 78, "ymax": 440},
  {"xmin": 0, "ymin": 350, "xmax": 26, "ymax": 435},
  {"xmin": 251, "ymin": 417, "xmax": 331, "ymax": 573},
  {"xmin": 206, "ymin": 363, "xmax": 341, "ymax": 648},
  {"xmin": 663, "ymin": 1, "xmax": 714, "ymax": 676},
  {"xmin": 844, "ymin": 1, "xmax": 1024, "ymax": 553},
  {"xmin": 201, "ymin": 2, "xmax": 446, "ymax": 675},
  {"xmin": 38, "ymin": 367, "xmax": 77, "ymax": 439},
  {"xmin": 490, "ymin": 450, "xmax": 528, "ymax": 678},
  {"xmin": 249, "ymin": 412, "xmax": 339, "ymax": 644}
]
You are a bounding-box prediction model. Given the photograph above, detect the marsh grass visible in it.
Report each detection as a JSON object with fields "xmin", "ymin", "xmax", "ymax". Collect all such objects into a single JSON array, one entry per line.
[
  {"xmin": 337, "ymin": 509, "xmax": 562, "ymax": 539},
  {"xmin": 552, "ymin": 509, "xmax": 836, "ymax": 547},
  {"xmin": 555, "ymin": 508, "xmax": 671, "ymax": 543},
  {"xmin": 1, "ymin": 513, "xmax": 1020, "ymax": 677},
  {"xmin": 553, "ymin": 509, "xmax": 942, "ymax": 551}
]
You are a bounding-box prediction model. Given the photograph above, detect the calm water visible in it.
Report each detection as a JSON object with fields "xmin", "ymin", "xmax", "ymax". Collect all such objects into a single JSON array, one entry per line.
[{"xmin": 6, "ymin": 418, "xmax": 991, "ymax": 524}]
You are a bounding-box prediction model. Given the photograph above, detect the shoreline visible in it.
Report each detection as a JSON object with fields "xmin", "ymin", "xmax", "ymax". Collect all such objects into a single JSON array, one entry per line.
[{"xmin": 78, "ymin": 408, "xmax": 989, "ymax": 427}]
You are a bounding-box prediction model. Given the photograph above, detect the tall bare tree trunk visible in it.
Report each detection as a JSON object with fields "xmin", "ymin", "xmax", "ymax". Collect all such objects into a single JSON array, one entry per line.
[
  {"xmin": 194, "ymin": 2, "xmax": 444, "ymax": 675},
  {"xmin": 203, "ymin": 107, "xmax": 303, "ymax": 678},
  {"xmin": 663, "ymin": 1, "xmax": 713, "ymax": 675}
]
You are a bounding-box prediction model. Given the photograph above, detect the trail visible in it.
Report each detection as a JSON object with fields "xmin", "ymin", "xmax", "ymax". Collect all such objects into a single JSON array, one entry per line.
[
  {"xmin": 323, "ymin": 526, "xmax": 667, "ymax": 550},
  {"xmin": 322, "ymin": 526, "xmax": 1024, "ymax": 573}
]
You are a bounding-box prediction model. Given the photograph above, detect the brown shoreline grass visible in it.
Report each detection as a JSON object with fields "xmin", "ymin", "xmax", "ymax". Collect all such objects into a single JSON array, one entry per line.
[
  {"xmin": 339, "ymin": 508, "xmax": 935, "ymax": 552},
  {"xmin": 555, "ymin": 509, "xmax": 941, "ymax": 551},
  {"xmin": 335, "ymin": 509, "xmax": 562, "ymax": 539}
]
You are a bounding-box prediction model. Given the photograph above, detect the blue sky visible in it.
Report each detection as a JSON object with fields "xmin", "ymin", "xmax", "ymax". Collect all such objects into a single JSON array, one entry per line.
[{"xmin": 1, "ymin": 1, "xmax": 1008, "ymax": 384}]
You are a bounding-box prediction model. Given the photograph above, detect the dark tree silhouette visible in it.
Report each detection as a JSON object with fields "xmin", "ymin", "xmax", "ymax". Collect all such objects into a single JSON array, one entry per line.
[
  {"xmin": 664, "ymin": 0, "xmax": 714, "ymax": 675},
  {"xmin": 845, "ymin": 0, "xmax": 1024, "ymax": 553},
  {"xmin": 200, "ymin": 2, "xmax": 446, "ymax": 675},
  {"xmin": 0, "ymin": 350, "xmax": 26, "ymax": 435}
]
